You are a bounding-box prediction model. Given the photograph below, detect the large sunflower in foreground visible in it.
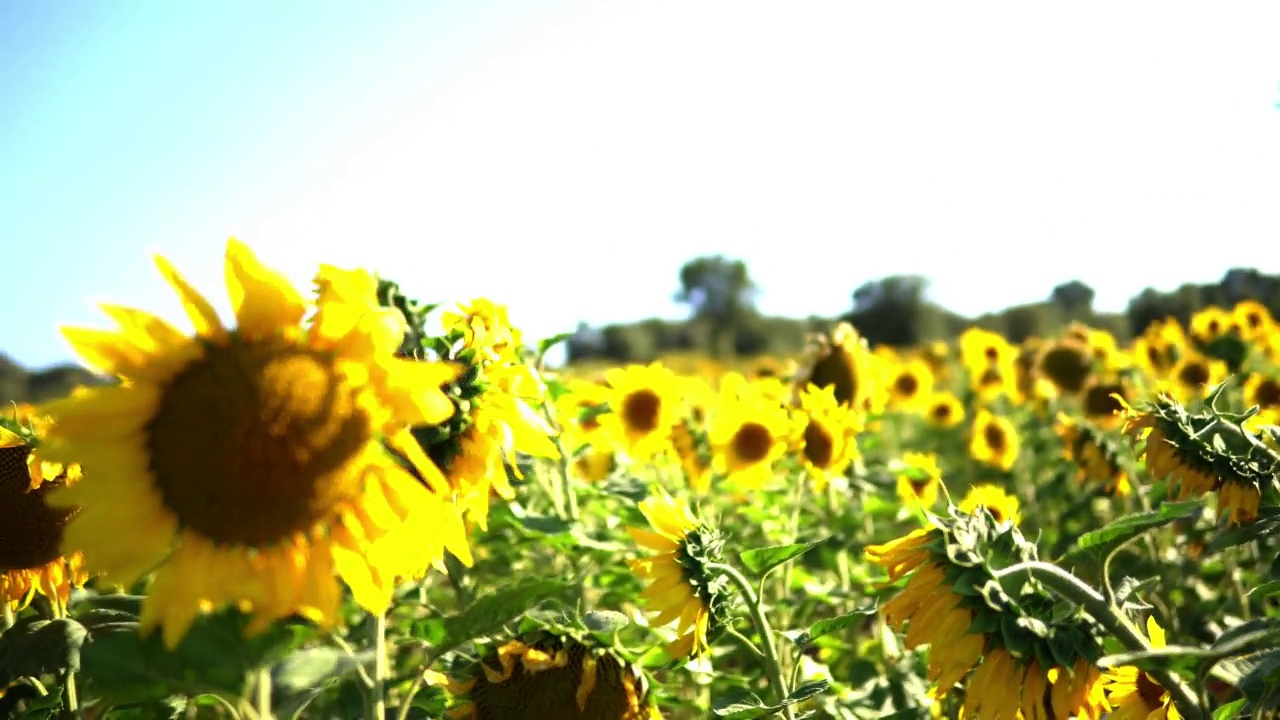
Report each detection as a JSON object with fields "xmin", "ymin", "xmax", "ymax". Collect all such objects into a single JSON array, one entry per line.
[
  {"xmin": 0, "ymin": 414, "xmax": 87, "ymax": 615},
  {"xmin": 38, "ymin": 240, "xmax": 472, "ymax": 649},
  {"xmin": 626, "ymin": 485, "xmax": 729, "ymax": 661}
]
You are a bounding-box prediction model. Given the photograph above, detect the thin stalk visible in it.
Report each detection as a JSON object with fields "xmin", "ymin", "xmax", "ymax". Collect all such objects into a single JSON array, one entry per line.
[
  {"xmin": 370, "ymin": 613, "xmax": 388, "ymax": 720},
  {"xmin": 707, "ymin": 562, "xmax": 795, "ymax": 720},
  {"xmin": 993, "ymin": 561, "xmax": 1203, "ymax": 720}
]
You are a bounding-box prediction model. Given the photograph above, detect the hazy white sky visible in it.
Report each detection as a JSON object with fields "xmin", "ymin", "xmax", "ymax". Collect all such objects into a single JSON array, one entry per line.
[{"xmin": 5, "ymin": 1, "xmax": 1280, "ymax": 368}]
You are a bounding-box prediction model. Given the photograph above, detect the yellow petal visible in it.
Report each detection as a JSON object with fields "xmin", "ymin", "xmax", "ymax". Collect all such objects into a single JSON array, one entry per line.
[
  {"xmin": 223, "ymin": 238, "xmax": 306, "ymax": 337},
  {"xmin": 154, "ymin": 254, "xmax": 226, "ymax": 340}
]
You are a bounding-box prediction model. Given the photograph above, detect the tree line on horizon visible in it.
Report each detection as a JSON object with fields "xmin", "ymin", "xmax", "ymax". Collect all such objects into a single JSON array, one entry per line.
[
  {"xmin": 564, "ymin": 256, "xmax": 1280, "ymax": 364},
  {"xmin": 3, "ymin": 260, "xmax": 1279, "ymax": 404}
]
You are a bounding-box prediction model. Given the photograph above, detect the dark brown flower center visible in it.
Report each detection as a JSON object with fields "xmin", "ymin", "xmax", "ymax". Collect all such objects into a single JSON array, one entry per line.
[
  {"xmin": 732, "ymin": 423, "xmax": 774, "ymax": 464},
  {"xmin": 1037, "ymin": 343, "xmax": 1092, "ymax": 394},
  {"xmin": 0, "ymin": 446, "xmax": 79, "ymax": 572},
  {"xmin": 468, "ymin": 640, "xmax": 648, "ymax": 719},
  {"xmin": 1254, "ymin": 378, "xmax": 1280, "ymax": 408},
  {"xmin": 1136, "ymin": 671, "xmax": 1167, "ymax": 707},
  {"xmin": 802, "ymin": 421, "xmax": 835, "ymax": 469},
  {"xmin": 930, "ymin": 402, "xmax": 953, "ymax": 423},
  {"xmin": 147, "ymin": 337, "xmax": 371, "ymax": 547},
  {"xmin": 909, "ymin": 477, "xmax": 931, "ymax": 496},
  {"xmin": 809, "ymin": 350, "xmax": 858, "ymax": 408},
  {"xmin": 894, "ymin": 372, "xmax": 919, "ymax": 397},
  {"xmin": 983, "ymin": 422, "xmax": 1007, "ymax": 454},
  {"xmin": 1177, "ymin": 361, "xmax": 1210, "ymax": 388},
  {"xmin": 620, "ymin": 390, "xmax": 662, "ymax": 434},
  {"xmin": 1083, "ymin": 382, "xmax": 1126, "ymax": 417}
]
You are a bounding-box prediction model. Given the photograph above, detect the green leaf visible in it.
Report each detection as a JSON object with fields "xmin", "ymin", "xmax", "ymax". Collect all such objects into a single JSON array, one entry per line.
[
  {"xmin": 434, "ymin": 579, "xmax": 569, "ymax": 659},
  {"xmin": 1210, "ymin": 618, "xmax": 1280, "ymax": 656},
  {"xmin": 1210, "ymin": 509, "xmax": 1280, "ymax": 552},
  {"xmin": 272, "ymin": 646, "xmax": 376, "ymax": 719},
  {"xmin": 0, "ymin": 617, "xmax": 88, "ymax": 686},
  {"xmin": 711, "ymin": 681, "xmax": 830, "ymax": 719},
  {"xmin": 739, "ymin": 537, "xmax": 830, "ymax": 578},
  {"xmin": 785, "ymin": 605, "xmax": 878, "ymax": 648},
  {"xmin": 1073, "ymin": 499, "xmax": 1201, "ymax": 552},
  {"xmin": 537, "ymin": 332, "xmax": 573, "ymax": 358},
  {"xmin": 78, "ymin": 606, "xmax": 308, "ymax": 706},
  {"xmin": 1213, "ymin": 698, "xmax": 1246, "ymax": 720}
]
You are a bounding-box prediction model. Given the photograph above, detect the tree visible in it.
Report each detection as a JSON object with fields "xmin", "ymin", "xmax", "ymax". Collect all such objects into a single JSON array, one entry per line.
[
  {"xmin": 845, "ymin": 275, "xmax": 941, "ymax": 347},
  {"xmin": 1050, "ymin": 280, "xmax": 1095, "ymax": 318},
  {"xmin": 674, "ymin": 256, "xmax": 759, "ymax": 357}
]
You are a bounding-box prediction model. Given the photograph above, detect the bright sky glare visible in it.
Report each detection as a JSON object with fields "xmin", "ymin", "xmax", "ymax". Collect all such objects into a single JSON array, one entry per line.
[{"xmin": 4, "ymin": 1, "xmax": 1280, "ymax": 369}]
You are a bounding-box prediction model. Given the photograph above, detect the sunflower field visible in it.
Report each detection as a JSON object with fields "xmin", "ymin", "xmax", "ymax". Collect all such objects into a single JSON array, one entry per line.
[{"xmin": 4, "ymin": 242, "xmax": 1280, "ymax": 719}]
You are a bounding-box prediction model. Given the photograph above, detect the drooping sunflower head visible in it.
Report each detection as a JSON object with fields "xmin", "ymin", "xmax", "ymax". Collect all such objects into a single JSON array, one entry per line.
[
  {"xmin": 968, "ymin": 410, "xmax": 1020, "ymax": 473},
  {"xmin": 894, "ymin": 451, "xmax": 941, "ymax": 510},
  {"xmin": 708, "ymin": 374, "xmax": 792, "ymax": 491},
  {"xmin": 792, "ymin": 383, "xmax": 862, "ymax": 492},
  {"xmin": 439, "ymin": 629, "xmax": 662, "ymax": 720},
  {"xmin": 1054, "ymin": 413, "xmax": 1132, "ymax": 497},
  {"xmin": 868, "ymin": 511, "xmax": 1109, "ymax": 716},
  {"xmin": 626, "ymin": 485, "xmax": 731, "ymax": 661},
  {"xmin": 886, "ymin": 358, "xmax": 935, "ymax": 412},
  {"xmin": 794, "ymin": 322, "xmax": 885, "ymax": 415},
  {"xmin": 923, "ymin": 392, "xmax": 965, "ymax": 429},
  {"xmin": 601, "ymin": 363, "xmax": 683, "ymax": 464},
  {"xmin": 1114, "ymin": 389, "xmax": 1278, "ymax": 525},
  {"xmin": 0, "ymin": 413, "xmax": 87, "ymax": 614},
  {"xmin": 1035, "ymin": 337, "xmax": 1095, "ymax": 395},
  {"xmin": 38, "ymin": 240, "xmax": 473, "ymax": 648}
]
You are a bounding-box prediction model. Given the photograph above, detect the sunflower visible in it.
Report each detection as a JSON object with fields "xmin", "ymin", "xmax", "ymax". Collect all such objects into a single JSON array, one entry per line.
[
  {"xmin": 600, "ymin": 363, "xmax": 683, "ymax": 464},
  {"xmin": 1035, "ymin": 337, "xmax": 1094, "ymax": 395},
  {"xmin": 1055, "ymin": 413, "xmax": 1132, "ymax": 497},
  {"xmin": 554, "ymin": 378, "xmax": 613, "ymax": 455},
  {"xmin": 1189, "ymin": 305, "xmax": 1233, "ymax": 342},
  {"xmin": 1114, "ymin": 394, "xmax": 1263, "ymax": 525},
  {"xmin": 37, "ymin": 240, "xmax": 472, "ymax": 649},
  {"xmin": 886, "ymin": 358, "xmax": 935, "ymax": 413},
  {"xmin": 1233, "ymin": 299, "xmax": 1275, "ymax": 342},
  {"xmin": 1242, "ymin": 373, "xmax": 1280, "ymax": 431},
  {"xmin": 958, "ymin": 483, "xmax": 1020, "ymax": 526},
  {"xmin": 417, "ymin": 300, "xmax": 561, "ymax": 531},
  {"xmin": 924, "ymin": 392, "xmax": 965, "ymax": 429},
  {"xmin": 1080, "ymin": 376, "xmax": 1131, "ymax": 429},
  {"xmin": 626, "ymin": 485, "xmax": 729, "ymax": 660},
  {"xmin": 0, "ymin": 415, "xmax": 87, "ymax": 615},
  {"xmin": 791, "ymin": 384, "xmax": 862, "ymax": 492},
  {"xmin": 670, "ymin": 419, "xmax": 713, "ymax": 495},
  {"xmin": 708, "ymin": 374, "xmax": 792, "ymax": 491},
  {"xmin": 1130, "ymin": 320, "xmax": 1187, "ymax": 380},
  {"xmin": 1103, "ymin": 616, "xmax": 1180, "ymax": 720},
  {"xmin": 894, "ymin": 451, "xmax": 940, "ymax": 510},
  {"xmin": 865, "ymin": 529, "xmax": 986, "ymax": 695},
  {"xmin": 1164, "ymin": 353, "xmax": 1227, "ymax": 404},
  {"xmin": 440, "ymin": 633, "xmax": 662, "ymax": 719},
  {"xmin": 793, "ymin": 322, "xmax": 886, "ymax": 416},
  {"xmin": 969, "ymin": 410, "xmax": 1020, "ymax": 472}
]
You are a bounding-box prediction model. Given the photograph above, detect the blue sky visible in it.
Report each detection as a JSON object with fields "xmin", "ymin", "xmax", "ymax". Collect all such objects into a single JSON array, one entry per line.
[{"xmin": 5, "ymin": 1, "xmax": 1280, "ymax": 369}]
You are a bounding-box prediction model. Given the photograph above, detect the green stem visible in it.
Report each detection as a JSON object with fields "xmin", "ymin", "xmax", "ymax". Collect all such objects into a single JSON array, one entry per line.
[
  {"xmin": 707, "ymin": 562, "xmax": 795, "ymax": 720},
  {"xmin": 62, "ymin": 670, "xmax": 79, "ymax": 719},
  {"xmin": 540, "ymin": 399, "xmax": 579, "ymax": 521},
  {"xmin": 993, "ymin": 561, "xmax": 1204, "ymax": 720},
  {"xmin": 370, "ymin": 613, "xmax": 388, "ymax": 720},
  {"xmin": 3, "ymin": 603, "xmax": 14, "ymax": 629}
]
